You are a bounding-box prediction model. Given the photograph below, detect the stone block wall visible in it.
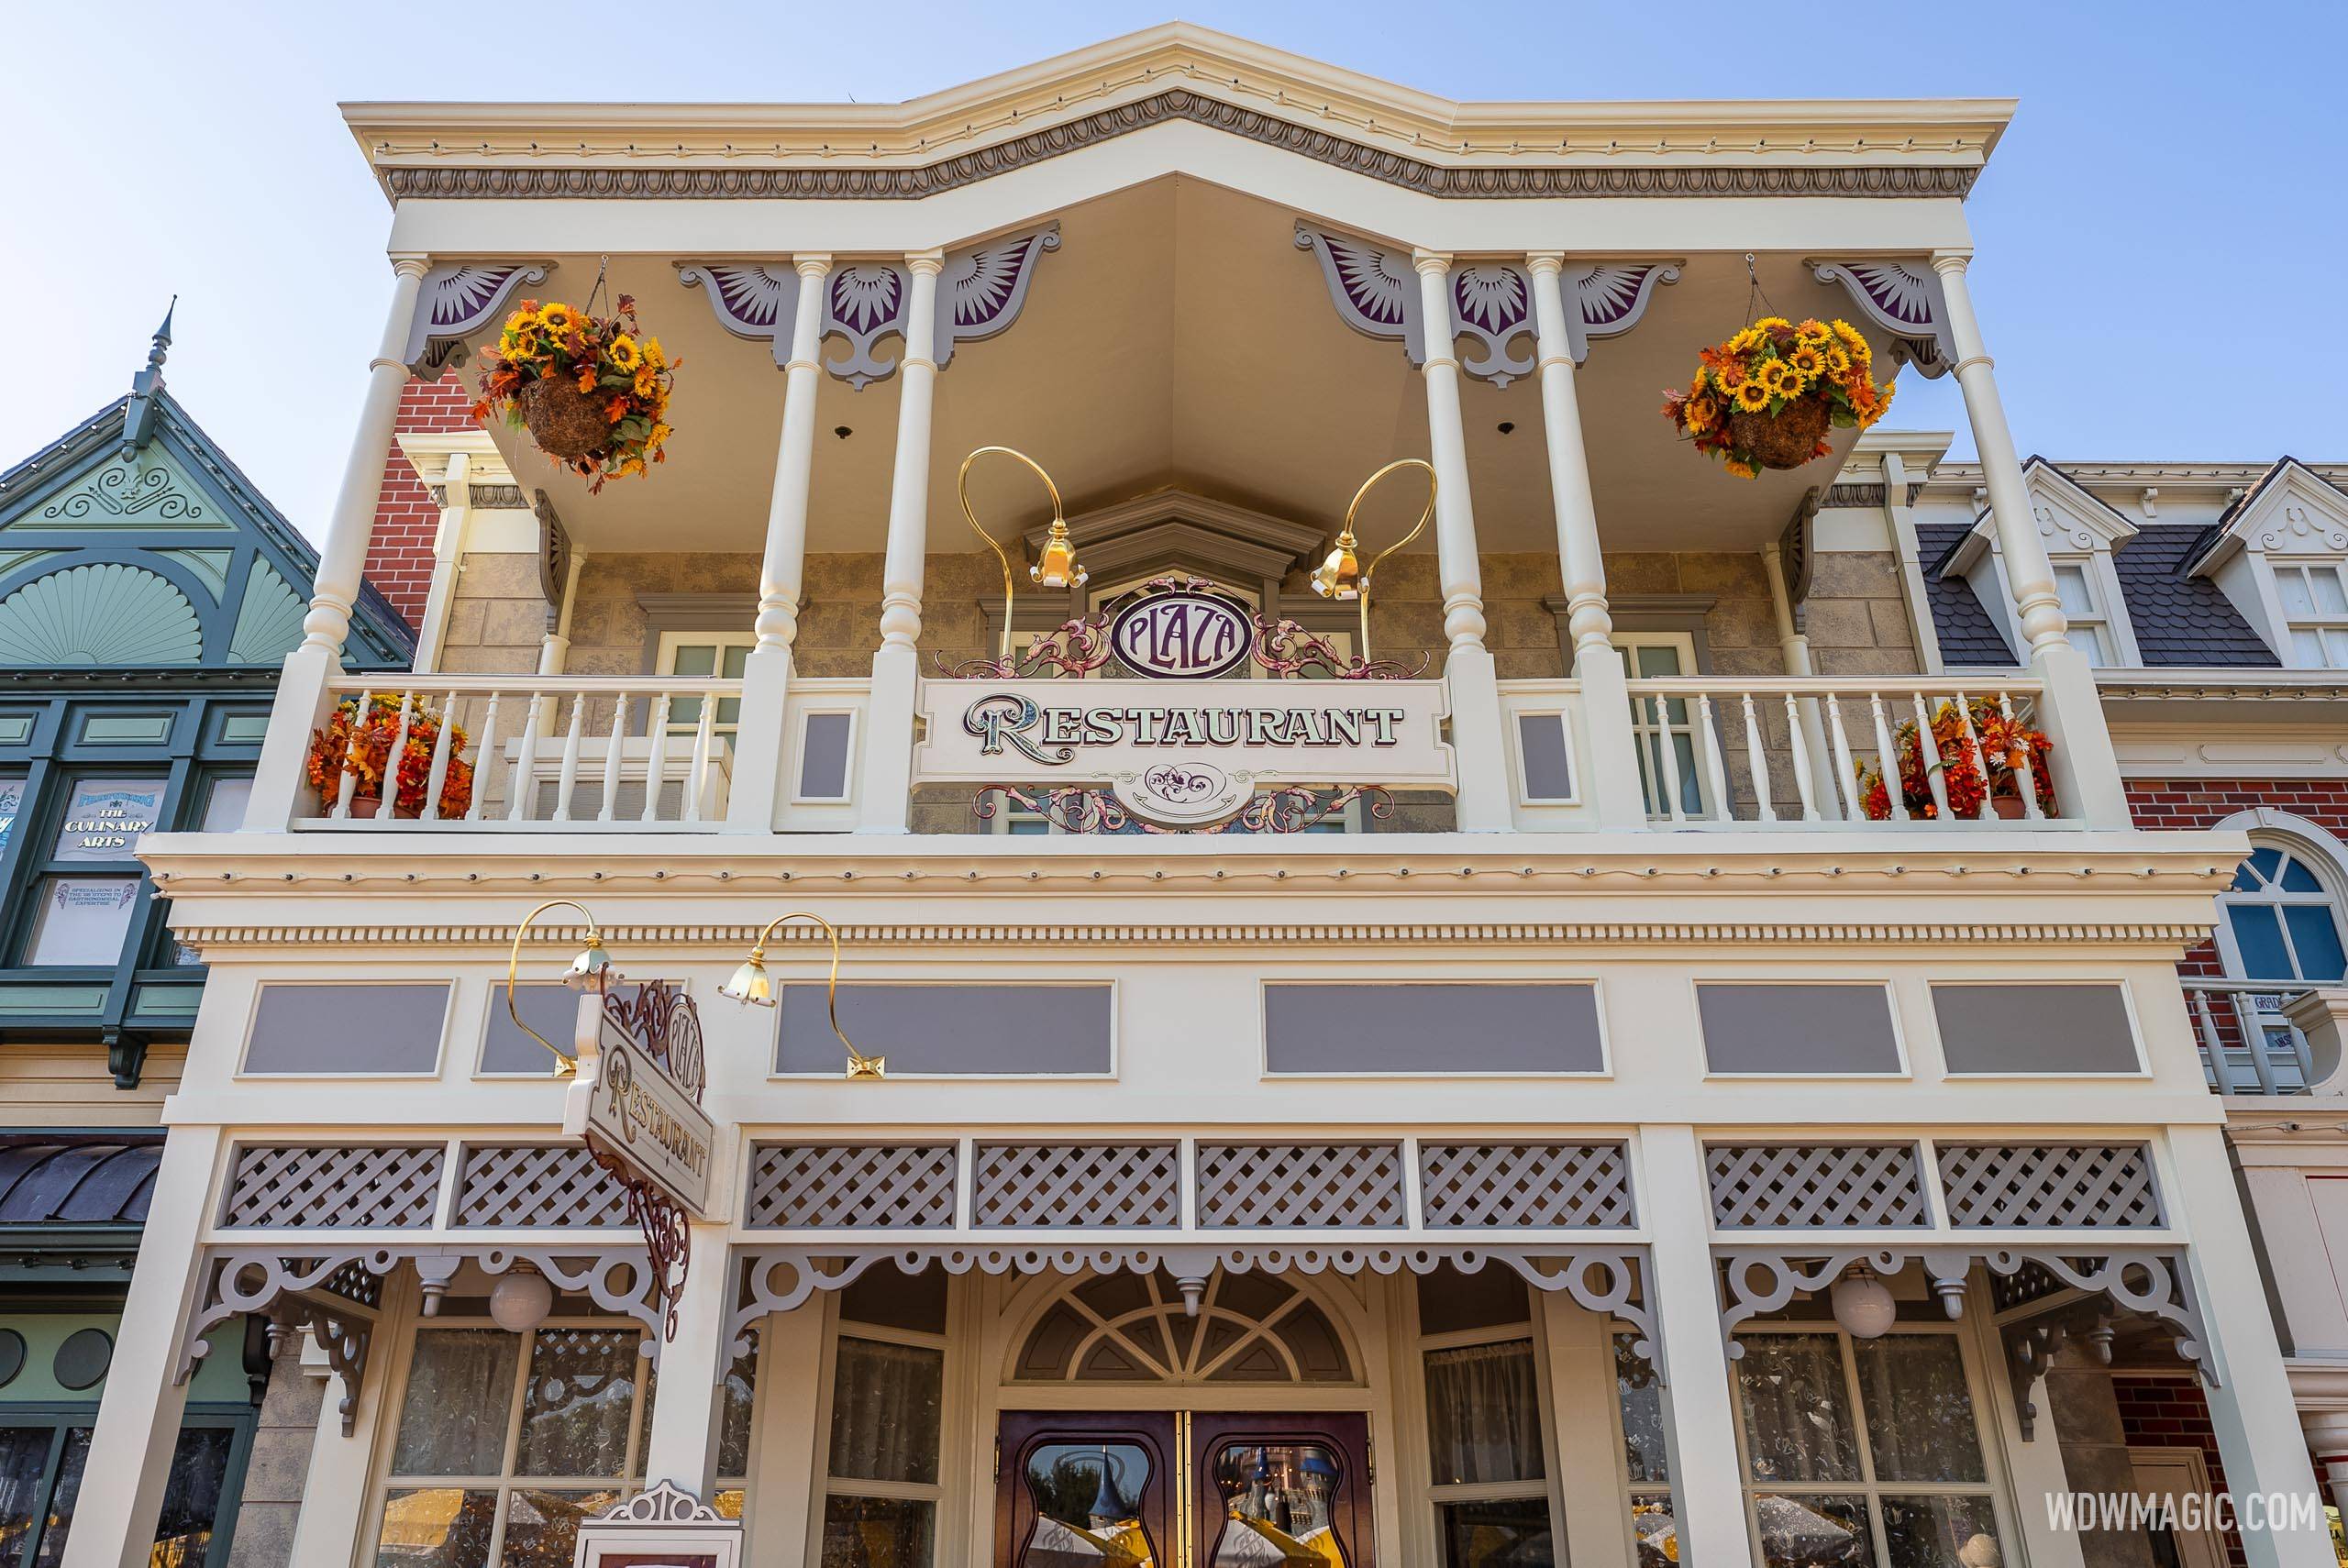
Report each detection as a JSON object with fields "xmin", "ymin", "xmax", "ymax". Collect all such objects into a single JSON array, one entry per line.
[{"xmin": 223, "ymin": 1333, "xmax": 325, "ymax": 1568}]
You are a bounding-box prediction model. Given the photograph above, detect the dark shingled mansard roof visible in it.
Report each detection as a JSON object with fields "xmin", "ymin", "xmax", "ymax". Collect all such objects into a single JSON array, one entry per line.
[{"xmin": 0, "ymin": 1136, "xmax": 161, "ymax": 1226}]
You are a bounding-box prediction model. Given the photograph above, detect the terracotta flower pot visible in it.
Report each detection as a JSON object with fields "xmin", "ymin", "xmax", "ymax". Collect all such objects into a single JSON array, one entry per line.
[
  {"xmin": 1726, "ymin": 397, "xmax": 1833, "ymax": 470},
  {"xmin": 520, "ymin": 376, "xmax": 613, "ymax": 462},
  {"xmin": 1990, "ymin": 794, "xmax": 2028, "ymax": 821},
  {"xmin": 348, "ymin": 793, "xmax": 384, "ymax": 820}
]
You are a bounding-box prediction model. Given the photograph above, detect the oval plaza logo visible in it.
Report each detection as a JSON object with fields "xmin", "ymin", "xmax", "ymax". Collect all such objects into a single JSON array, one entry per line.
[{"xmin": 1109, "ymin": 589, "xmax": 1254, "ymax": 680}]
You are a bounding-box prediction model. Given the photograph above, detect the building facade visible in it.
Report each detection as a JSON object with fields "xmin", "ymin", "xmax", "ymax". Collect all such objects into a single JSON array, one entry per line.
[
  {"xmin": 43, "ymin": 26, "xmax": 2348, "ymax": 1568},
  {"xmin": 0, "ymin": 318, "xmax": 414, "ymax": 1563}
]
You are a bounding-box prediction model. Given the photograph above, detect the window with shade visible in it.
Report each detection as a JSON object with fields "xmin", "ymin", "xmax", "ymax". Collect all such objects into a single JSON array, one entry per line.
[
  {"xmin": 370, "ymin": 1317, "xmax": 756, "ymax": 1566},
  {"xmin": 1415, "ymin": 1264, "xmax": 1555, "ymax": 1568},
  {"xmin": 2050, "ymin": 560, "xmax": 2114, "ymax": 665},
  {"xmin": 1613, "ymin": 1334, "xmax": 1675, "ymax": 1566},
  {"xmin": 819, "ymin": 1264, "xmax": 950, "ymax": 1568},
  {"xmin": 2272, "ymin": 560, "xmax": 2348, "ymax": 668},
  {"xmin": 1730, "ymin": 1327, "xmax": 2005, "ymax": 1568}
]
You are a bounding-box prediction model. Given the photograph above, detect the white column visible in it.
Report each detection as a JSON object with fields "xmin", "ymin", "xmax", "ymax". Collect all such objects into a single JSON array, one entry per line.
[
  {"xmin": 1878, "ymin": 450, "xmax": 1946, "ymax": 673},
  {"xmin": 59, "ymin": 1126, "xmax": 221, "ymax": 1568},
  {"xmin": 1539, "ymin": 1291, "xmax": 1642, "ymax": 1568},
  {"xmin": 2302, "ymin": 1413, "xmax": 2348, "ymax": 1522},
  {"xmin": 537, "ymin": 547, "xmax": 586, "ymax": 678},
  {"xmin": 744, "ymin": 1300, "xmax": 831, "ymax": 1566},
  {"xmin": 411, "ymin": 449, "xmax": 469, "ymax": 675},
  {"xmin": 1412, "ymin": 250, "xmax": 1511, "ymax": 834},
  {"xmin": 1637, "ymin": 1125, "xmax": 1752, "ymax": 1566},
  {"xmin": 858, "ymin": 251, "xmax": 945, "ymax": 834},
  {"xmin": 1933, "ymin": 251, "xmax": 2131, "ymax": 827},
  {"xmin": 640, "ymin": 1222, "xmax": 734, "ymax": 1496},
  {"xmin": 284, "ymin": 1271, "xmax": 410, "ymax": 1568},
  {"xmin": 725, "ymin": 254, "xmax": 832, "ymax": 834},
  {"xmin": 1526, "ymin": 253, "xmax": 1645, "ymax": 831},
  {"xmin": 243, "ymin": 257, "xmax": 429, "ymax": 831},
  {"xmin": 1762, "ymin": 540, "xmax": 1837, "ymax": 801},
  {"xmin": 2169, "ymin": 1126, "xmax": 2336, "ymax": 1567}
]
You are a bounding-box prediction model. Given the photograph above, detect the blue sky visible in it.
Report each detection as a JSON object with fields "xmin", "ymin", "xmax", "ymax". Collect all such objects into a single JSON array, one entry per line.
[{"xmin": 5, "ymin": 0, "xmax": 2340, "ymax": 538}]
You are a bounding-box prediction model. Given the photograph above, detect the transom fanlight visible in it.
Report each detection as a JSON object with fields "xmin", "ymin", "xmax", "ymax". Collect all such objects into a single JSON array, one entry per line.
[
  {"xmin": 1014, "ymin": 1269, "xmax": 1355, "ymax": 1386},
  {"xmin": 0, "ymin": 562, "xmax": 203, "ymax": 666}
]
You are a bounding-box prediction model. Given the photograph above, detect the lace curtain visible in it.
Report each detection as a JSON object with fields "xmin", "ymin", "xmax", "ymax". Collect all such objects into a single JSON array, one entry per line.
[
  {"xmin": 828, "ymin": 1337, "xmax": 944, "ymax": 1486},
  {"xmin": 1424, "ymin": 1339, "xmax": 1545, "ymax": 1485}
]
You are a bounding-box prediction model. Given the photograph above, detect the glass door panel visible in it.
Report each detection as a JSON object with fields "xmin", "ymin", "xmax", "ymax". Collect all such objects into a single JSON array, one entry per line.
[
  {"xmin": 998, "ymin": 1412, "xmax": 1175, "ymax": 1568},
  {"xmin": 1191, "ymin": 1414, "xmax": 1373, "ymax": 1568}
]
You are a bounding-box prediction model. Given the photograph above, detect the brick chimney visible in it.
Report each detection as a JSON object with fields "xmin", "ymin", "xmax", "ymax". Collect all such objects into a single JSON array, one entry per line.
[{"xmin": 361, "ymin": 370, "xmax": 478, "ymax": 633}]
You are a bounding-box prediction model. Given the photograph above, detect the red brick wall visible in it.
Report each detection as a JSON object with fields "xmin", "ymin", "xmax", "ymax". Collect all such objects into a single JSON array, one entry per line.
[
  {"xmin": 2127, "ymin": 780, "xmax": 2348, "ymax": 1056},
  {"xmin": 360, "ymin": 372, "xmax": 478, "ymax": 633},
  {"xmin": 2111, "ymin": 1375, "xmax": 2251, "ymax": 1568}
]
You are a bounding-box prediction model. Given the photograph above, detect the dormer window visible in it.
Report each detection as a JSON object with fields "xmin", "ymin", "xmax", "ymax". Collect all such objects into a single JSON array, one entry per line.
[
  {"xmin": 2272, "ymin": 560, "xmax": 2348, "ymax": 668},
  {"xmin": 1936, "ymin": 459, "xmax": 2139, "ymax": 667},
  {"xmin": 2052, "ymin": 559, "xmax": 2116, "ymax": 666}
]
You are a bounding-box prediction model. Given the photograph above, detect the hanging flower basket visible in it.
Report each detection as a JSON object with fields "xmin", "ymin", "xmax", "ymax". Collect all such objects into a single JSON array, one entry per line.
[
  {"xmin": 306, "ymin": 693, "xmax": 475, "ymax": 820},
  {"xmin": 473, "ymin": 296, "xmax": 676, "ymax": 493},
  {"xmin": 1661, "ymin": 317, "xmax": 1893, "ymax": 478},
  {"xmin": 1854, "ymin": 695, "xmax": 2055, "ymax": 822}
]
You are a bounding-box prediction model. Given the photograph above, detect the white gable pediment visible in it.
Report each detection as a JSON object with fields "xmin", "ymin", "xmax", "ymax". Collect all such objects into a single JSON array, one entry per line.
[
  {"xmin": 1941, "ymin": 461, "xmax": 2136, "ymax": 577},
  {"xmin": 2194, "ymin": 461, "xmax": 2348, "ymax": 576}
]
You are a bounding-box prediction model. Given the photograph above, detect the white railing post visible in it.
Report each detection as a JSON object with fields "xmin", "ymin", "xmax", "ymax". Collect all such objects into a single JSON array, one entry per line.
[
  {"xmin": 1694, "ymin": 693, "xmax": 1733, "ymax": 823},
  {"xmin": 1825, "ymin": 694, "xmax": 1864, "ymax": 823},
  {"xmin": 466, "ymin": 691, "xmax": 500, "ymax": 823},
  {"xmin": 597, "ymin": 693, "xmax": 629, "ymax": 823},
  {"xmin": 641, "ymin": 697, "xmax": 673, "ymax": 824},
  {"xmin": 685, "ymin": 691, "xmax": 718, "ymax": 824},
  {"xmin": 1651, "ymin": 695, "xmax": 1689, "ymax": 824},
  {"xmin": 1999, "ymin": 692, "xmax": 2046, "ymax": 821},
  {"xmin": 1739, "ymin": 692, "xmax": 1775, "ymax": 823},
  {"xmin": 1910, "ymin": 693, "xmax": 1951, "ymax": 820},
  {"xmin": 1866, "ymin": 692, "xmax": 1909, "ymax": 823},
  {"xmin": 551, "ymin": 695, "xmax": 586, "ymax": 823},
  {"xmin": 329, "ymin": 689, "xmax": 370, "ymax": 821},
  {"xmin": 1781, "ymin": 692, "xmax": 1820, "ymax": 822},
  {"xmin": 420, "ymin": 690, "xmax": 457, "ymax": 823},
  {"xmin": 507, "ymin": 692, "xmax": 546, "ymax": 823}
]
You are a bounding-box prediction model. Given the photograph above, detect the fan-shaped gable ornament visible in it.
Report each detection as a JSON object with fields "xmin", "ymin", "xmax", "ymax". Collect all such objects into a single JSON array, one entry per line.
[{"xmin": 0, "ymin": 563, "xmax": 204, "ymax": 667}]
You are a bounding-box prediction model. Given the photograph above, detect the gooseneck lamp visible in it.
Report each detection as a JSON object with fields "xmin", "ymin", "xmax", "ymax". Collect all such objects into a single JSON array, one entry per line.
[
  {"xmin": 504, "ymin": 899, "xmax": 614, "ymax": 1077},
  {"xmin": 959, "ymin": 446, "xmax": 1085, "ymax": 663},
  {"xmin": 719, "ymin": 911, "xmax": 884, "ymax": 1080},
  {"xmin": 1312, "ymin": 458, "xmax": 1435, "ymax": 662}
]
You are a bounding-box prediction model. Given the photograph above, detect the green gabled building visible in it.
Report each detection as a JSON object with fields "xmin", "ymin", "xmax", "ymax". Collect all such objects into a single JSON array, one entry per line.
[{"xmin": 0, "ymin": 312, "xmax": 412, "ymax": 1566}]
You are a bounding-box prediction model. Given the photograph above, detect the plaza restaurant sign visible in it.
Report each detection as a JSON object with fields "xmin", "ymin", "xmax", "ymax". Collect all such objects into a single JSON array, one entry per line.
[{"xmin": 914, "ymin": 589, "xmax": 1456, "ymax": 827}]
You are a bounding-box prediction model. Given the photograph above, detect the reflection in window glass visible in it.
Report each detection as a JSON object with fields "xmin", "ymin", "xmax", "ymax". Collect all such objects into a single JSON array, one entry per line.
[
  {"xmin": 200, "ymin": 776, "xmax": 254, "ymax": 833},
  {"xmin": 502, "ymin": 1488, "xmax": 623, "ymax": 1568},
  {"xmin": 391, "ymin": 1330, "xmax": 519, "ymax": 1477},
  {"xmin": 374, "ymin": 1487, "xmax": 497, "ymax": 1567},
  {"xmin": 1616, "ymin": 1335, "xmax": 1670, "ymax": 1485},
  {"xmin": 1755, "ymin": 1493, "xmax": 1876, "ymax": 1567},
  {"xmin": 1424, "ymin": 1340, "xmax": 1544, "ymax": 1485},
  {"xmin": 820, "ymin": 1494, "xmax": 934, "ymax": 1568},
  {"xmin": 1881, "ymin": 1495, "xmax": 2003, "ymax": 1568},
  {"xmin": 516, "ymin": 1330, "xmax": 640, "ymax": 1479},
  {"xmin": 1022, "ymin": 1441, "xmax": 1156, "ymax": 1566},
  {"xmin": 827, "ymin": 1337, "xmax": 943, "ymax": 1485},
  {"xmin": 0, "ymin": 778, "xmax": 24, "ymax": 854},
  {"xmin": 1738, "ymin": 1335, "xmax": 1861, "ymax": 1484},
  {"xmin": 1208, "ymin": 1442, "xmax": 1346, "ymax": 1566},
  {"xmin": 1852, "ymin": 1338, "xmax": 1986, "ymax": 1484},
  {"xmin": 1630, "ymin": 1495, "xmax": 1678, "ymax": 1568},
  {"xmin": 28, "ymin": 1429, "xmax": 89, "ymax": 1568},
  {"xmin": 23, "ymin": 876, "xmax": 140, "ymax": 966},
  {"xmin": 152, "ymin": 1425, "xmax": 236, "ymax": 1562}
]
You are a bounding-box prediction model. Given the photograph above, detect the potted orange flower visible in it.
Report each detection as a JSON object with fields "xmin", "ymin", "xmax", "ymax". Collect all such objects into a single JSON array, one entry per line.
[
  {"xmin": 472, "ymin": 295, "xmax": 675, "ymax": 493},
  {"xmin": 1661, "ymin": 317, "xmax": 1893, "ymax": 477},
  {"xmin": 1855, "ymin": 697, "xmax": 2055, "ymax": 822},
  {"xmin": 306, "ymin": 694, "xmax": 475, "ymax": 820}
]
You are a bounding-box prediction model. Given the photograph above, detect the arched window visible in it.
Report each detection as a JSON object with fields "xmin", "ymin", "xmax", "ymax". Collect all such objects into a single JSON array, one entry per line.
[
  {"xmin": 2221, "ymin": 842, "xmax": 2348, "ymax": 985},
  {"xmin": 1012, "ymin": 1268, "xmax": 1357, "ymax": 1386}
]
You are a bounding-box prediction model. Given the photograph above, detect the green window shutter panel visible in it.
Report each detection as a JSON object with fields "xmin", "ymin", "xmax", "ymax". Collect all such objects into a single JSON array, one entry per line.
[
  {"xmin": 0, "ymin": 562, "xmax": 204, "ymax": 666},
  {"xmin": 157, "ymin": 548, "xmax": 234, "ymax": 603},
  {"xmin": 227, "ymin": 557, "xmax": 306, "ymax": 665}
]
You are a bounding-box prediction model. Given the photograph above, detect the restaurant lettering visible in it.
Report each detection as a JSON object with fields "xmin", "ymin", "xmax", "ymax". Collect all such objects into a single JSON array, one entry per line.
[{"xmin": 966, "ymin": 693, "xmax": 1408, "ymax": 764}]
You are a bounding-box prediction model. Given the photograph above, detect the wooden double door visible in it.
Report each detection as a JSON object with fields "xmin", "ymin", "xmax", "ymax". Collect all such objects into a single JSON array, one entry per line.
[{"xmin": 996, "ymin": 1409, "xmax": 1374, "ymax": 1567}]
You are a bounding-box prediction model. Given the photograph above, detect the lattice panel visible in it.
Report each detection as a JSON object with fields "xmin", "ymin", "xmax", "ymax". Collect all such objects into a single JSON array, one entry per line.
[
  {"xmin": 1420, "ymin": 1143, "xmax": 1634, "ymax": 1229},
  {"xmin": 1707, "ymin": 1143, "xmax": 1930, "ymax": 1229},
  {"xmin": 1937, "ymin": 1143, "xmax": 2163, "ymax": 1229},
  {"xmin": 746, "ymin": 1143, "xmax": 959, "ymax": 1231},
  {"xmin": 454, "ymin": 1145, "xmax": 632, "ymax": 1229},
  {"xmin": 220, "ymin": 1144, "xmax": 444, "ymax": 1230},
  {"xmin": 1195, "ymin": 1143, "xmax": 1405, "ymax": 1229},
  {"xmin": 972, "ymin": 1143, "xmax": 1180, "ymax": 1229}
]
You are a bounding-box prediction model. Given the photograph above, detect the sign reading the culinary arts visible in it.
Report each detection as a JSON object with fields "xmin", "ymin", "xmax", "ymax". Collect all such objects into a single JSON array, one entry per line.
[
  {"xmin": 1109, "ymin": 589, "xmax": 1254, "ymax": 679},
  {"xmin": 561, "ymin": 979, "xmax": 716, "ymax": 1220},
  {"xmin": 913, "ymin": 678, "xmax": 1454, "ymax": 827}
]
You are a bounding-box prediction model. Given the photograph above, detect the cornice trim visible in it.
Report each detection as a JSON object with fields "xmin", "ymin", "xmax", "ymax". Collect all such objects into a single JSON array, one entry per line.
[
  {"xmin": 175, "ymin": 920, "xmax": 2215, "ymax": 952},
  {"xmin": 380, "ymin": 91, "xmax": 1980, "ymax": 204}
]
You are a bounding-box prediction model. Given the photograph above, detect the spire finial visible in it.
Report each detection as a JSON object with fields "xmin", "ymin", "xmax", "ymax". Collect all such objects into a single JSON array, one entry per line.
[{"xmin": 120, "ymin": 295, "xmax": 176, "ymax": 456}]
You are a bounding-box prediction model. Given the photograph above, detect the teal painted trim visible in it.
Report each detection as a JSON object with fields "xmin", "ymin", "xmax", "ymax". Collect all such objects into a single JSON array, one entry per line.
[
  {"xmin": 0, "ymin": 563, "xmax": 205, "ymax": 667},
  {"xmin": 156, "ymin": 549, "xmax": 233, "ymax": 604},
  {"xmin": 226, "ymin": 557, "xmax": 305, "ymax": 666},
  {"xmin": 127, "ymin": 982, "xmax": 202, "ymax": 1021},
  {"xmin": 0, "ymin": 985, "xmax": 108, "ymax": 1018},
  {"xmin": 0, "ymin": 715, "xmax": 32, "ymax": 745},
  {"xmin": 77, "ymin": 712, "xmax": 174, "ymax": 745},
  {"xmin": 217, "ymin": 712, "xmax": 269, "ymax": 744}
]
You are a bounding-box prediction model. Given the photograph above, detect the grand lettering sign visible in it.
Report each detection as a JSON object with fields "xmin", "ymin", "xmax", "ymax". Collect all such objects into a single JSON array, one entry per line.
[
  {"xmin": 914, "ymin": 678, "xmax": 1455, "ymax": 827},
  {"xmin": 1110, "ymin": 589, "xmax": 1253, "ymax": 679},
  {"xmin": 561, "ymin": 978, "xmax": 716, "ymax": 1220}
]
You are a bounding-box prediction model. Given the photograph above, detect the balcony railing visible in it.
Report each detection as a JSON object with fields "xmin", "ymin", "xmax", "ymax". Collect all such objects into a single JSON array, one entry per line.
[
  {"xmin": 285, "ymin": 669, "xmax": 2095, "ymax": 837},
  {"xmin": 1614, "ymin": 676, "xmax": 2058, "ymax": 828},
  {"xmin": 2186, "ymin": 978, "xmax": 2316, "ymax": 1095}
]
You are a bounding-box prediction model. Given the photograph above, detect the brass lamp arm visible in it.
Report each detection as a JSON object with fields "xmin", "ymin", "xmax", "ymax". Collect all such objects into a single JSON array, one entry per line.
[
  {"xmin": 958, "ymin": 445, "xmax": 1067, "ymax": 663},
  {"xmin": 746, "ymin": 911, "xmax": 884, "ymax": 1079},
  {"xmin": 1338, "ymin": 458, "xmax": 1435, "ymax": 661},
  {"xmin": 504, "ymin": 898, "xmax": 604, "ymax": 1077}
]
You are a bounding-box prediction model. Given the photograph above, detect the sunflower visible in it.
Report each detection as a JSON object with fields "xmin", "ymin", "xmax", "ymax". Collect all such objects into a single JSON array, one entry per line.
[
  {"xmin": 1684, "ymin": 395, "xmax": 1719, "ymax": 434},
  {"xmin": 1796, "ymin": 319, "xmax": 1831, "ymax": 345},
  {"xmin": 1733, "ymin": 380, "xmax": 1772, "ymax": 412},
  {"xmin": 1754, "ymin": 360, "xmax": 1791, "ymax": 396},
  {"xmin": 1726, "ymin": 326, "xmax": 1764, "ymax": 356},
  {"xmin": 1788, "ymin": 345, "xmax": 1824, "ymax": 378},
  {"xmin": 607, "ymin": 335, "xmax": 642, "ymax": 371},
  {"xmin": 537, "ymin": 303, "xmax": 578, "ymax": 334},
  {"xmin": 1831, "ymin": 320, "xmax": 1871, "ymax": 360},
  {"xmin": 633, "ymin": 366, "xmax": 658, "ymax": 397},
  {"xmin": 1824, "ymin": 346, "xmax": 1852, "ymax": 378},
  {"xmin": 642, "ymin": 337, "xmax": 667, "ymax": 370},
  {"xmin": 1715, "ymin": 360, "xmax": 1748, "ymax": 392},
  {"xmin": 1722, "ymin": 458, "xmax": 1759, "ymax": 479},
  {"xmin": 1754, "ymin": 316, "xmax": 1791, "ymax": 333}
]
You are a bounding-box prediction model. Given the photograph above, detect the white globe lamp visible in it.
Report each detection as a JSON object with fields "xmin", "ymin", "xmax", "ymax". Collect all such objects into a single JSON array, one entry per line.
[
  {"xmin": 489, "ymin": 1266, "xmax": 553, "ymax": 1333},
  {"xmin": 1829, "ymin": 1264, "xmax": 1897, "ymax": 1339}
]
